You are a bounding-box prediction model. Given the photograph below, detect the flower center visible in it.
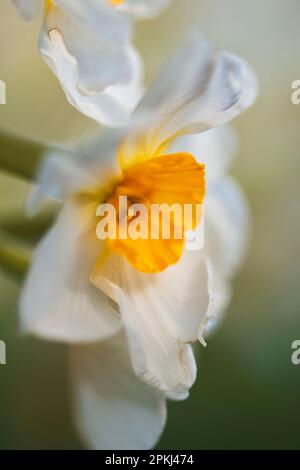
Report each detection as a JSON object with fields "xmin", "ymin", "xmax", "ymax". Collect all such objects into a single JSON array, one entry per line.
[{"xmin": 96, "ymin": 153, "xmax": 206, "ymax": 274}]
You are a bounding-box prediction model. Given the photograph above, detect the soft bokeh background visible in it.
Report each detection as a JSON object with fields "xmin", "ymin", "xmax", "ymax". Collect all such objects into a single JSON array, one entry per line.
[{"xmin": 0, "ymin": 0, "xmax": 300, "ymax": 449}]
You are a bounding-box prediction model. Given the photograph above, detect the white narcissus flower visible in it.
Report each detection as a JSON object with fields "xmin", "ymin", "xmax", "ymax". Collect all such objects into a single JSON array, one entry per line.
[
  {"xmin": 12, "ymin": 0, "xmax": 170, "ymax": 127},
  {"xmin": 20, "ymin": 33, "xmax": 257, "ymax": 449}
]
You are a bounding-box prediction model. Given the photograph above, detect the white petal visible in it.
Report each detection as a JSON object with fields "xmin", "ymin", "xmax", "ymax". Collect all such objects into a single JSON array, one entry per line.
[
  {"xmin": 53, "ymin": 0, "xmax": 130, "ymax": 44},
  {"xmin": 124, "ymin": 31, "xmax": 257, "ymax": 160},
  {"xmin": 40, "ymin": 17, "xmax": 143, "ymax": 127},
  {"xmin": 203, "ymin": 277, "xmax": 232, "ymax": 337},
  {"xmin": 12, "ymin": 0, "xmax": 36, "ymax": 20},
  {"xmin": 27, "ymin": 151, "xmax": 98, "ymax": 215},
  {"xmin": 27, "ymin": 131, "xmax": 123, "ymax": 214},
  {"xmin": 197, "ymin": 177, "xmax": 250, "ymax": 342},
  {"xmin": 20, "ymin": 201, "xmax": 121, "ymax": 343},
  {"xmin": 117, "ymin": 0, "xmax": 170, "ymax": 18},
  {"xmin": 150, "ymin": 250, "xmax": 211, "ymax": 344},
  {"xmin": 205, "ymin": 176, "xmax": 251, "ymax": 278},
  {"xmin": 169, "ymin": 126, "xmax": 238, "ymax": 186},
  {"xmin": 91, "ymin": 254, "xmax": 207, "ymax": 394},
  {"xmin": 47, "ymin": 0, "xmax": 132, "ymax": 90},
  {"xmin": 71, "ymin": 334, "xmax": 167, "ymax": 450}
]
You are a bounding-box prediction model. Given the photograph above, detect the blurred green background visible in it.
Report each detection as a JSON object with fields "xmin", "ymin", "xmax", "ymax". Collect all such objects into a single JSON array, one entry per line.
[{"xmin": 0, "ymin": 0, "xmax": 300, "ymax": 449}]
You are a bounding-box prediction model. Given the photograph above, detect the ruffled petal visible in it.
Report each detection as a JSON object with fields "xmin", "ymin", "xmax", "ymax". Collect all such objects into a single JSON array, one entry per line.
[
  {"xmin": 40, "ymin": 26, "xmax": 143, "ymax": 127},
  {"xmin": 15, "ymin": 0, "xmax": 144, "ymax": 125},
  {"xmin": 91, "ymin": 251, "xmax": 211, "ymax": 394},
  {"xmin": 120, "ymin": 31, "xmax": 257, "ymax": 167},
  {"xmin": 46, "ymin": 0, "xmax": 132, "ymax": 90},
  {"xmin": 71, "ymin": 333, "xmax": 167, "ymax": 450}
]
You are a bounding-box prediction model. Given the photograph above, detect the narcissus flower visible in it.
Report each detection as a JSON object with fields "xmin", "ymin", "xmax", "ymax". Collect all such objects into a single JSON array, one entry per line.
[
  {"xmin": 12, "ymin": 0, "xmax": 169, "ymax": 126},
  {"xmin": 20, "ymin": 33, "xmax": 257, "ymax": 449}
]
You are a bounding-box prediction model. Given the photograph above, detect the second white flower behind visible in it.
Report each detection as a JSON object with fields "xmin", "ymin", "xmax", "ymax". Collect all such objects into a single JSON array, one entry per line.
[{"xmin": 12, "ymin": 0, "xmax": 170, "ymax": 127}]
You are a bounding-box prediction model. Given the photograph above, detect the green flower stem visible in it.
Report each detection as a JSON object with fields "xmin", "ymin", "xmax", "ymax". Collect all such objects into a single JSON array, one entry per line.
[
  {"xmin": 0, "ymin": 228, "xmax": 31, "ymax": 281},
  {"xmin": 1, "ymin": 206, "xmax": 58, "ymax": 243},
  {"xmin": 0, "ymin": 131, "xmax": 61, "ymax": 253},
  {"xmin": 0, "ymin": 130, "xmax": 45, "ymax": 180}
]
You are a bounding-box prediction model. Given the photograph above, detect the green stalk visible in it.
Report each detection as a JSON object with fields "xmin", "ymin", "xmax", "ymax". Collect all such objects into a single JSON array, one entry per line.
[
  {"xmin": 0, "ymin": 229, "xmax": 31, "ymax": 282},
  {"xmin": 0, "ymin": 130, "xmax": 45, "ymax": 180}
]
